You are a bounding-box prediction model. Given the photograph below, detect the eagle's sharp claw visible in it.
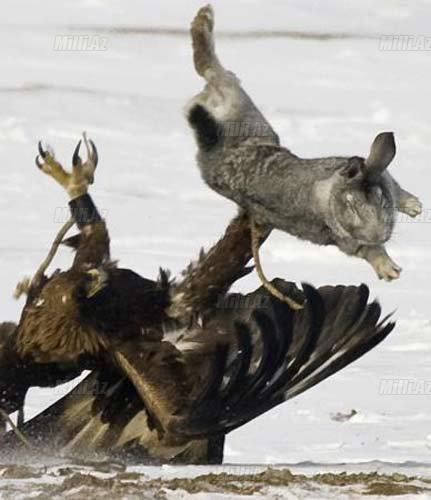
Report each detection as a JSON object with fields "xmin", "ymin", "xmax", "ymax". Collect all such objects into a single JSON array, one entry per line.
[
  {"xmin": 35, "ymin": 155, "xmax": 43, "ymax": 169},
  {"xmin": 72, "ymin": 140, "xmax": 82, "ymax": 168},
  {"xmin": 38, "ymin": 141, "xmax": 46, "ymax": 159},
  {"xmin": 89, "ymin": 139, "xmax": 98, "ymax": 167}
]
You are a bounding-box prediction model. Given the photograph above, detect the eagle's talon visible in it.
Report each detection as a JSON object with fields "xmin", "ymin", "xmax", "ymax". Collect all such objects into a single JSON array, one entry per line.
[
  {"xmin": 82, "ymin": 132, "xmax": 98, "ymax": 168},
  {"xmin": 35, "ymin": 155, "xmax": 44, "ymax": 170},
  {"xmin": 38, "ymin": 141, "xmax": 47, "ymax": 159},
  {"xmin": 35, "ymin": 134, "xmax": 98, "ymax": 198},
  {"xmin": 88, "ymin": 139, "xmax": 98, "ymax": 167},
  {"xmin": 72, "ymin": 140, "xmax": 82, "ymax": 168}
]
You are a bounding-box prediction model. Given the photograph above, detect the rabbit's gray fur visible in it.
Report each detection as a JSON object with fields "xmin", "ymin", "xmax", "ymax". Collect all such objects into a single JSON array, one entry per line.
[{"xmin": 187, "ymin": 5, "xmax": 422, "ymax": 281}]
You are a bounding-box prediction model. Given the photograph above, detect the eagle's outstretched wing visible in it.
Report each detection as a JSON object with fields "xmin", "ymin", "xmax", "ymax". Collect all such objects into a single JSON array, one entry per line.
[{"xmin": 170, "ymin": 281, "xmax": 394, "ymax": 437}]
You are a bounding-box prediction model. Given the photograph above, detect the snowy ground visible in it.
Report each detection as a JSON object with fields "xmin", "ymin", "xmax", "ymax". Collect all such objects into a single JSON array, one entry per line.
[
  {"xmin": 0, "ymin": 0, "xmax": 430, "ymax": 497},
  {"xmin": 3, "ymin": 461, "xmax": 431, "ymax": 499}
]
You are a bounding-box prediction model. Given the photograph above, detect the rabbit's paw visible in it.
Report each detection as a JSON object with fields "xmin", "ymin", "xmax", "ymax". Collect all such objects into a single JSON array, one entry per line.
[
  {"xmin": 399, "ymin": 195, "xmax": 422, "ymax": 218},
  {"xmin": 372, "ymin": 255, "xmax": 402, "ymax": 281}
]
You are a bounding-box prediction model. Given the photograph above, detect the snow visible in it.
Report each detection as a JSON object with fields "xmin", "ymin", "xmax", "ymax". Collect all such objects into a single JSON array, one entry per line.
[
  {"xmin": 2, "ymin": 461, "xmax": 431, "ymax": 499},
  {"xmin": 0, "ymin": 0, "xmax": 430, "ymax": 494}
]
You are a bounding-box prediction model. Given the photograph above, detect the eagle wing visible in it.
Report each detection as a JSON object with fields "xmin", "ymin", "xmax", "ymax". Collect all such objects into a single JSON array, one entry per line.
[{"xmin": 170, "ymin": 281, "xmax": 394, "ymax": 437}]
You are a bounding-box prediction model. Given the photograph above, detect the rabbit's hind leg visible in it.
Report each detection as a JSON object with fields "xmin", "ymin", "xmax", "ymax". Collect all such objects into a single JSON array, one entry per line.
[
  {"xmin": 191, "ymin": 5, "xmax": 222, "ymax": 79},
  {"xmin": 190, "ymin": 5, "xmax": 242, "ymax": 119}
]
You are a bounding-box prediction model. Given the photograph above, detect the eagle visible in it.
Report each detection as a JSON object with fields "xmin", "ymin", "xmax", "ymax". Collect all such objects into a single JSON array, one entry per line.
[{"xmin": 0, "ymin": 137, "xmax": 394, "ymax": 464}]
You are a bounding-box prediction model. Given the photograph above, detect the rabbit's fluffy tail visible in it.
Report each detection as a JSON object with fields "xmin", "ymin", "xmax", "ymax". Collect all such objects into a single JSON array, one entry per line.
[{"xmin": 187, "ymin": 103, "xmax": 220, "ymax": 152}]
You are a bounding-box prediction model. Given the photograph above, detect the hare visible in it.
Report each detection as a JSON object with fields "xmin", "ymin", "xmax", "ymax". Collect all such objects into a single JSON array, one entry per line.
[{"xmin": 186, "ymin": 5, "xmax": 422, "ymax": 292}]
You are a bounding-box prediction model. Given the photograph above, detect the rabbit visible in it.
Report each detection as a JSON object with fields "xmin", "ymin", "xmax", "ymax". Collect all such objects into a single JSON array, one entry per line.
[{"xmin": 186, "ymin": 5, "xmax": 422, "ymax": 282}]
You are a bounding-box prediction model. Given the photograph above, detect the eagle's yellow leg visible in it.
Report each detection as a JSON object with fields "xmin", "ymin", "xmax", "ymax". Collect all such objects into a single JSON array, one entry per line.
[
  {"xmin": 35, "ymin": 132, "xmax": 98, "ymax": 199},
  {"xmin": 251, "ymin": 219, "xmax": 305, "ymax": 310},
  {"xmin": 36, "ymin": 147, "xmax": 71, "ymax": 188}
]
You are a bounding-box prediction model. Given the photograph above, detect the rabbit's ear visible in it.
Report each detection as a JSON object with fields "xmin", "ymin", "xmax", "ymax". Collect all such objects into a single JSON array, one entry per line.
[{"xmin": 365, "ymin": 132, "xmax": 396, "ymax": 178}]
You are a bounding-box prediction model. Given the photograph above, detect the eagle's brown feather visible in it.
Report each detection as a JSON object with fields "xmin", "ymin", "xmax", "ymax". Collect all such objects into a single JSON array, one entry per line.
[{"xmin": 16, "ymin": 221, "xmax": 111, "ymax": 363}]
